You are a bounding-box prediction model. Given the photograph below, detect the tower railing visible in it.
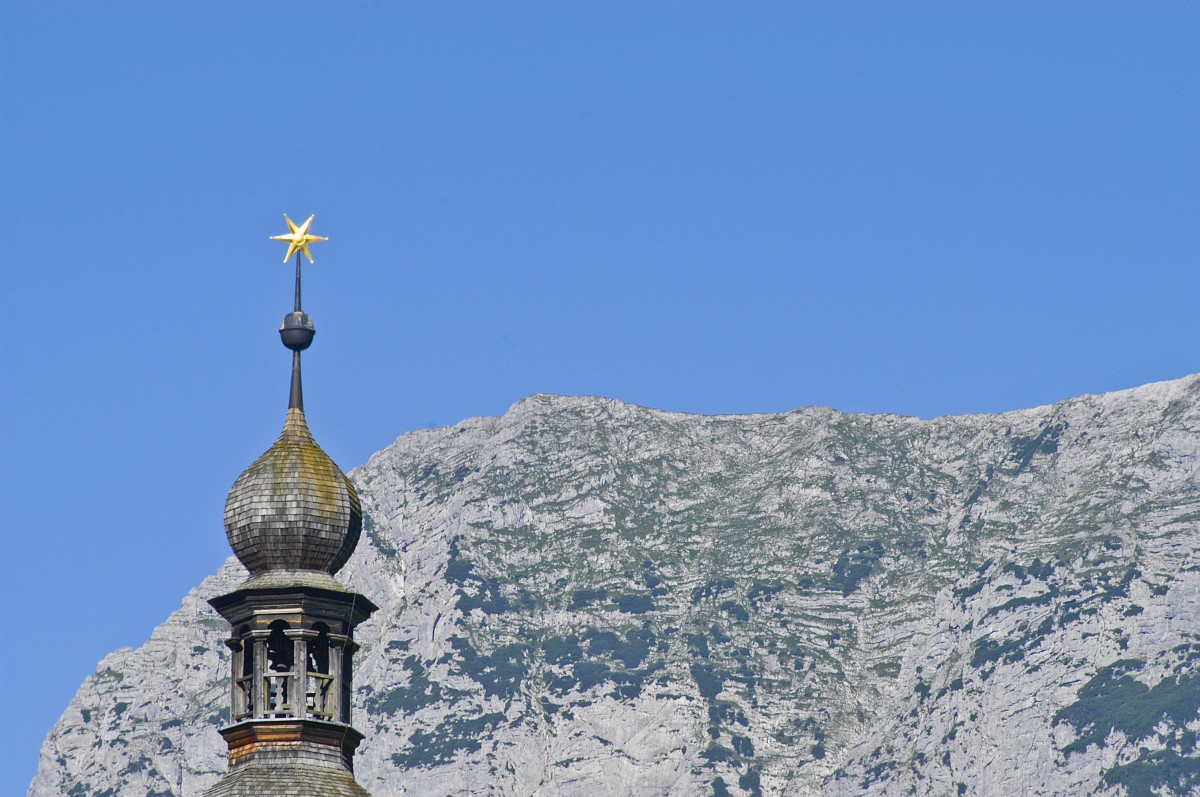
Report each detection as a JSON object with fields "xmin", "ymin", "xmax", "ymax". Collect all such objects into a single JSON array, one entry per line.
[
  {"xmin": 234, "ymin": 673, "xmax": 255, "ymax": 722},
  {"xmin": 306, "ymin": 671, "xmax": 336, "ymax": 720},
  {"xmin": 263, "ymin": 668, "xmax": 297, "ymax": 718}
]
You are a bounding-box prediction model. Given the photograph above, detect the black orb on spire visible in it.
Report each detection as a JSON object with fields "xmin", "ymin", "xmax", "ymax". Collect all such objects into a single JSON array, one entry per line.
[
  {"xmin": 280, "ymin": 310, "xmax": 315, "ymax": 350},
  {"xmin": 280, "ymin": 251, "xmax": 316, "ymax": 351},
  {"xmin": 279, "ymin": 254, "xmax": 315, "ymax": 410}
]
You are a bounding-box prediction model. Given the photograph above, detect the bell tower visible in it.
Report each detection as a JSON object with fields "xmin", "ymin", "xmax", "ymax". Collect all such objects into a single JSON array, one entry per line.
[{"xmin": 204, "ymin": 216, "xmax": 377, "ymax": 797}]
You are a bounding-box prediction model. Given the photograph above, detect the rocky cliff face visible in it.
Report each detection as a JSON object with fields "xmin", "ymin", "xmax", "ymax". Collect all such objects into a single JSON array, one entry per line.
[{"xmin": 30, "ymin": 379, "xmax": 1200, "ymax": 796}]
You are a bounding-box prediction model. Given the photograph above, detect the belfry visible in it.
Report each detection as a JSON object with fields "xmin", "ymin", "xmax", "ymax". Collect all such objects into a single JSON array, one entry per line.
[{"xmin": 204, "ymin": 216, "xmax": 377, "ymax": 797}]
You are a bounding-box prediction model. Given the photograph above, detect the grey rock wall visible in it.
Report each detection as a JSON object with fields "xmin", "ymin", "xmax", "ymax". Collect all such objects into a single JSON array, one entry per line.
[{"xmin": 31, "ymin": 378, "xmax": 1200, "ymax": 796}]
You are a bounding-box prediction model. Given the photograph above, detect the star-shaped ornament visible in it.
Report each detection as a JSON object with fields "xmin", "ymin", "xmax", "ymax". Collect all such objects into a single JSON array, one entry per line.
[{"xmin": 270, "ymin": 214, "xmax": 328, "ymax": 263}]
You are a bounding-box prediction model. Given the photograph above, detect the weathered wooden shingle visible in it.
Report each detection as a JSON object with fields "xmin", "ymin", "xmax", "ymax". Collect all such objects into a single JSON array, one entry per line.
[
  {"xmin": 224, "ymin": 408, "xmax": 362, "ymax": 576},
  {"xmin": 204, "ymin": 763, "xmax": 372, "ymax": 797}
]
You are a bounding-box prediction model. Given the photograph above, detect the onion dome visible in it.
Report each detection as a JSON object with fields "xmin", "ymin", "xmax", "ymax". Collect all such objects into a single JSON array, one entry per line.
[
  {"xmin": 224, "ymin": 407, "xmax": 362, "ymax": 575},
  {"xmin": 224, "ymin": 213, "xmax": 360, "ymax": 578}
]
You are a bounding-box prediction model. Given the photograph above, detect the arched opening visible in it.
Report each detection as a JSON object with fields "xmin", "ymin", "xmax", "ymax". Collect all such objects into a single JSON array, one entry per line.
[
  {"xmin": 239, "ymin": 626, "xmax": 254, "ymax": 677},
  {"xmin": 233, "ymin": 625, "xmax": 253, "ymax": 721},
  {"xmin": 308, "ymin": 623, "xmax": 331, "ymax": 674},
  {"xmin": 264, "ymin": 621, "xmax": 294, "ymax": 716},
  {"xmin": 306, "ymin": 623, "xmax": 334, "ymax": 719},
  {"xmin": 266, "ymin": 621, "xmax": 293, "ymax": 672}
]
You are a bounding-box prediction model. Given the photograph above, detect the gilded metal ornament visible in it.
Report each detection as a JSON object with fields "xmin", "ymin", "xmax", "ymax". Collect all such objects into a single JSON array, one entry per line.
[{"xmin": 270, "ymin": 214, "xmax": 328, "ymax": 263}]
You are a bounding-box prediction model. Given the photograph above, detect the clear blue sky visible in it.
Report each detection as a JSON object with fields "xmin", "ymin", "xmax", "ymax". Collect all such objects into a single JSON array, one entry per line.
[{"xmin": 2, "ymin": 4, "xmax": 1197, "ymax": 793}]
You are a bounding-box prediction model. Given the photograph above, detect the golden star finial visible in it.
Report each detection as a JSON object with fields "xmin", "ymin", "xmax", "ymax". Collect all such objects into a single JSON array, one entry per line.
[{"xmin": 270, "ymin": 214, "xmax": 328, "ymax": 263}]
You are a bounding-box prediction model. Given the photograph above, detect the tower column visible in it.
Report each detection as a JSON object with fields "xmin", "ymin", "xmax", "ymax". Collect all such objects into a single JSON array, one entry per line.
[
  {"xmin": 341, "ymin": 641, "xmax": 358, "ymax": 725},
  {"xmin": 328, "ymin": 636, "xmax": 346, "ymax": 723},
  {"xmin": 252, "ymin": 636, "xmax": 268, "ymax": 718},
  {"xmin": 291, "ymin": 629, "xmax": 307, "ymax": 720}
]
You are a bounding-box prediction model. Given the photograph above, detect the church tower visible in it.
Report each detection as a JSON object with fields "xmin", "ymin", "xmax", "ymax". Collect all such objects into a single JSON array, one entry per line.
[{"xmin": 204, "ymin": 216, "xmax": 377, "ymax": 797}]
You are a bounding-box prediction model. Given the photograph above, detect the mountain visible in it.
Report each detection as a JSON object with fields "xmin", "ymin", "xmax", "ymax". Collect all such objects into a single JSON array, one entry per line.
[{"xmin": 29, "ymin": 378, "xmax": 1200, "ymax": 797}]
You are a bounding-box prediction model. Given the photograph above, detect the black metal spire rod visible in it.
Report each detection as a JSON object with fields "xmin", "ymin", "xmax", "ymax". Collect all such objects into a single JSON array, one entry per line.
[
  {"xmin": 289, "ymin": 350, "xmax": 304, "ymax": 408},
  {"xmin": 294, "ymin": 252, "xmax": 303, "ymax": 313},
  {"xmin": 290, "ymin": 350, "xmax": 304, "ymax": 412},
  {"xmin": 280, "ymin": 251, "xmax": 316, "ymax": 412},
  {"xmin": 290, "ymin": 253, "xmax": 304, "ymax": 410},
  {"xmin": 271, "ymin": 213, "xmax": 324, "ymax": 413}
]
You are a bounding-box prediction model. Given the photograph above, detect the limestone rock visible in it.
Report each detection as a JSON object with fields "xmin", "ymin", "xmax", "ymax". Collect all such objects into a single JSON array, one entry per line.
[{"xmin": 31, "ymin": 378, "xmax": 1200, "ymax": 796}]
